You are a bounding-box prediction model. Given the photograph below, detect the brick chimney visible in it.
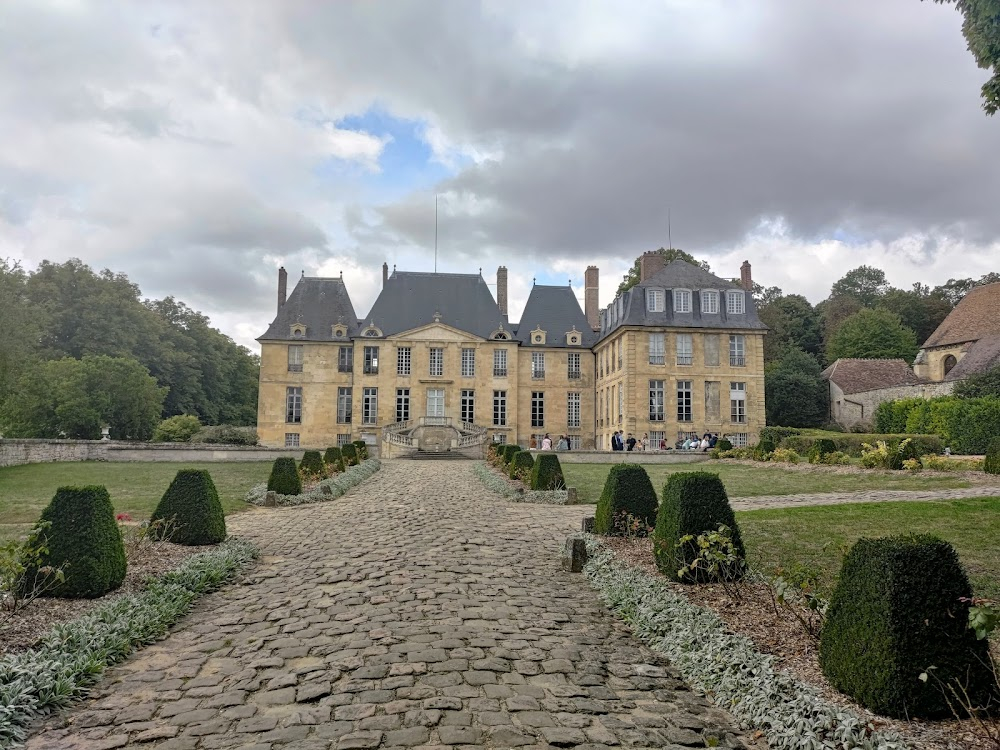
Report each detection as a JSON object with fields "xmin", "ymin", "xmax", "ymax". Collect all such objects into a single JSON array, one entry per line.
[
  {"xmin": 740, "ymin": 260, "xmax": 752, "ymax": 291},
  {"xmin": 639, "ymin": 251, "xmax": 667, "ymax": 283},
  {"xmin": 382, "ymin": 261, "xmax": 389, "ymax": 287},
  {"xmin": 497, "ymin": 266, "xmax": 508, "ymax": 316},
  {"xmin": 585, "ymin": 266, "xmax": 599, "ymax": 331},
  {"xmin": 277, "ymin": 266, "xmax": 287, "ymax": 313}
]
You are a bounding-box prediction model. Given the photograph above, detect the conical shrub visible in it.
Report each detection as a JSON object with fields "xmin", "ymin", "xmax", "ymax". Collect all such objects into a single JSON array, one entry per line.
[
  {"xmin": 267, "ymin": 457, "xmax": 301, "ymax": 495},
  {"xmin": 342, "ymin": 443, "xmax": 359, "ymax": 466},
  {"xmin": 150, "ymin": 469, "xmax": 226, "ymax": 546},
  {"xmin": 594, "ymin": 465, "xmax": 657, "ymax": 535},
  {"xmin": 324, "ymin": 446, "xmax": 345, "ymax": 473},
  {"xmin": 34, "ymin": 486, "xmax": 126, "ymax": 598},
  {"xmin": 530, "ymin": 454, "xmax": 565, "ymax": 490},
  {"xmin": 509, "ymin": 450, "xmax": 535, "ymax": 481},
  {"xmin": 352, "ymin": 440, "xmax": 369, "ymax": 461},
  {"xmin": 300, "ymin": 450, "xmax": 325, "ymax": 476}
]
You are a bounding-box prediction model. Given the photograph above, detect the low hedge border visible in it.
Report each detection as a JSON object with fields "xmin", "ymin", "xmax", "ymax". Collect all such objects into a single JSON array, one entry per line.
[
  {"xmin": 472, "ymin": 462, "xmax": 569, "ymax": 505},
  {"xmin": 583, "ymin": 538, "xmax": 908, "ymax": 750},
  {"xmin": 0, "ymin": 538, "xmax": 259, "ymax": 746},
  {"xmin": 246, "ymin": 459, "xmax": 381, "ymax": 507}
]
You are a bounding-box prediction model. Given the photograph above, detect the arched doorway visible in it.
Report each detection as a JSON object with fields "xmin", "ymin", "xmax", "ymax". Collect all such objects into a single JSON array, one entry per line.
[{"xmin": 943, "ymin": 354, "xmax": 957, "ymax": 377}]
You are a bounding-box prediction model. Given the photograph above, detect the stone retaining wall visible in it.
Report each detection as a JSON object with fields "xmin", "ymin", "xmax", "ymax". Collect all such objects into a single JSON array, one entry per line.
[
  {"xmin": 552, "ymin": 450, "xmax": 710, "ymax": 464},
  {"xmin": 0, "ymin": 439, "xmax": 305, "ymax": 468}
]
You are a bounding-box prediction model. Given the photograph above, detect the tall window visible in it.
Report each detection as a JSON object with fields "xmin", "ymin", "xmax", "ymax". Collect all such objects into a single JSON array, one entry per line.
[
  {"xmin": 461, "ymin": 390, "xmax": 475, "ymax": 423},
  {"xmin": 567, "ymin": 392, "xmax": 581, "ymax": 428},
  {"xmin": 287, "ymin": 345, "xmax": 303, "ymax": 372},
  {"xmin": 396, "ymin": 388, "xmax": 410, "ymax": 422},
  {"xmin": 284, "ymin": 433, "xmax": 300, "ymax": 447},
  {"xmin": 493, "ymin": 390, "xmax": 507, "ymax": 426},
  {"xmin": 730, "ymin": 382, "xmax": 746, "ymax": 423},
  {"xmin": 532, "ymin": 352, "xmax": 545, "ymax": 379},
  {"xmin": 426, "ymin": 388, "xmax": 444, "ymax": 417},
  {"xmin": 647, "ymin": 289, "xmax": 664, "ymax": 312},
  {"xmin": 338, "ymin": 346, "xmax": 353, "ymax": 373},
  {"xmin": 363, "ymin": 346, "xmax": 379, "ymax": 375},
  {"xmin": 701, "ymin": 290, "xmax": 719, "ymax": 314},
  {"xmin": 649, "ymin": 333, "xmax": 665, "ymax": 365},
  {"xmin": 567, "ymin": 352, "xmax": 581, "ymax": 379},
  {"xmin": 729, "ymin": 335, "xmax": 746, "ymax": 366},
  {"xmin": 727, "ymin": 291, "xmax": 745, "ymax": 315},
  {"xmin": 649, "ymin": 380, "xmax": 665, "ymax": 422},
  {"xmin": 618, "ymin": 384, "xmax": 624, "ymax": 423},
  {"xmin": 337, "ymin": 387, "xmax": 352, "ymax": 423},
  {"xmin": 493, "ymin": 349, "xmax": 507, "ymax": 377},
  {"xmin": 285, "ymin": 387, "xmax": 302, "ymax": 423},
  {"xmin": 531, "ymin": 392, "xmax": 544, "ymax": 427},
  {"xmin": 397, "ymin": 346, "xmax": 411, "ymax": 376},
  {"xmin": 677, "ymin": 380, "xmax": 692, "ymax": 422},
  {"xmin": 618, "ymin": 338, "xmax": 623, "ymax": 368},
  {"xmin": 674, "ymin": 289, "xmax": 692, "ymax": 313},
  {"xmin": 429, "ymin": 348, "xmax": 443, "ymax": 376},
  {"xmin": 461, "ymin": 348, "xmax": 475, "ymax": 377},
  {"xmin": 362, "ymin": 387, "xmax": 377, "ymax": 425},
  {"xmin": 676, "ymin": 334, "xmax": 693, "ymax": 366}
]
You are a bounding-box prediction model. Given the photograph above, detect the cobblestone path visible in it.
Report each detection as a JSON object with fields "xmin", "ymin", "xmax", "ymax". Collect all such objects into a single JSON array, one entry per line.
[
  {"xmin": 730, "ymin": 484, "xmax": 1000, "ymax": 511},
  {"xmin": 27, "ymin": 460, "xmax": 751, "ymax": 750}
]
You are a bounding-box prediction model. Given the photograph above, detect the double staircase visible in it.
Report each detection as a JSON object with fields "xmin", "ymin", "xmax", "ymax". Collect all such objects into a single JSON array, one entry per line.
[{"xmin": 381, "ymin": 416, "xmax": 488, "ymax": 459}]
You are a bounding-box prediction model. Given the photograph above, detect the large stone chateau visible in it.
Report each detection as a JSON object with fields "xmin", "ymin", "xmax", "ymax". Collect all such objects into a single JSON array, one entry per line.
[{"xmin": 256, "ymin": 253, "xmax": 767, "ymax": 453}]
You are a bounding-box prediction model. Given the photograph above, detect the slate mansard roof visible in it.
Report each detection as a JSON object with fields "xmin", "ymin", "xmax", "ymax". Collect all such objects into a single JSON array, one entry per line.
[
  {"xmin": 514, "ymin": 285, "xmax": 598, "ymax": 348},
  {"xmin": 597, "ymin": 260, "xmax": 768, "ymax": 342},
  {"xmin": 258, "ymin": 276, "xmax": 360, "ymax": 342}
]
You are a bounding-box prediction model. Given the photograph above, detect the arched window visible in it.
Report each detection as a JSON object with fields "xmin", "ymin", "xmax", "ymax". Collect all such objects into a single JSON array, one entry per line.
[{"xmin": 943, "ymin": 354, "xmax": 957, "ymax": 376}]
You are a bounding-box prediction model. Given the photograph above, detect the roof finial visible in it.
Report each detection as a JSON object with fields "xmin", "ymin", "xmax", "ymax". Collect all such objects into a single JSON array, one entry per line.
[
  {"xmin": 533, "ymin": 277, "xmax": 536, "ymax": 286},
  {"xmin": 340, "ymin": 270, "xmax": 343, "ymax": 278},
  {"xmin": 433, "ymin": 310, "xmax": 442, "ymax": 323}
]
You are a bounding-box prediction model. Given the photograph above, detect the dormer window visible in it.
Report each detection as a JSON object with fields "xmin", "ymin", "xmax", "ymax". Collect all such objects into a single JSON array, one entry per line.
[
  {"xmin": 646, "ymin": 289, "xmax": 665, "ymax": 313},
  {"xmin": 290, "ymin": 323, "xmax": 307, "ymax": 338},
  {"xmin": 674, "ymin": 289, "xmax": 692, "ymax": 313},
  {"xmin": 530, "ymin": 327, "xmax": 546, "ymax": 345},
  {"xmin": 490, "ymin": 326, "xmax": 510, "ymax": 340},
  {"xmin": 361, "ymin": 324, "xmax": 383, "ymax": 338},
  {"xmin": 332, "ymin": 324, "xmax": 347, "ymax": 338},
  {"xmin": 565, "ymin": 328, "xmax": 581, "ymax": 346},
  {"xmin": 701, "ymin": 290, "xmax": 719, "ymax": 314},
  {"xmin": 726, "ymin": 291, "xmax": 745, "ymax": 315}
]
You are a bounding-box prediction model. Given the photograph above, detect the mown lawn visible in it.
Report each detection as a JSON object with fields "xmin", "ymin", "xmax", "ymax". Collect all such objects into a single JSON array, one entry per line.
[
  {"xmin": 737, "ymin": 498, "xmax": 1000, "ymax": 600},
  {"xmin": 562, "ymin": 462, "xmax": 973, "ymax": 505},
  {"xmin": 0, "ymin": 461, "xmax": 271, "ymax": 543}
]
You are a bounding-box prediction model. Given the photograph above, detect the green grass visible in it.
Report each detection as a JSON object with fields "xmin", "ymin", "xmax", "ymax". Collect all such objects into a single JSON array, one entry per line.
[
  {"xmin": 0, "ymin": 462, "xmax": 271, "ymax": 543},
  {"xmin": 737, "ymin": 498, "xmax": 1000, "ymax": 600},
  {"xmin": 562, "ymin": 463, "xmax": 972, "ymax": 505}
]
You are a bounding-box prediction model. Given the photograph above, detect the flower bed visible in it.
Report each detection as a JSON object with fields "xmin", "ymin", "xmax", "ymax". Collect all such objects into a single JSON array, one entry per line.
[
  {"xmin": 246, "ymin": 458, "xmax": 381, "ymax": 506},
  {"xmin": 472, "ymin": 462, "xmax": 568, "ymax": 505}
]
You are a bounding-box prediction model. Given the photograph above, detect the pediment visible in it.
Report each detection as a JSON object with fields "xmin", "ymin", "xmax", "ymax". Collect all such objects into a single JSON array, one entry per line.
[{"xmin": 394, "ymin": 323, "xmax": 483, "ymax": 343}]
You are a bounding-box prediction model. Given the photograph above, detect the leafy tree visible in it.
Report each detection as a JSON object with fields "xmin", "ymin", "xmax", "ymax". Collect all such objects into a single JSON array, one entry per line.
[
  {"xmin": 930, "ymin": 272, "xmax": 1000, "ymax": 306},
  {"xmin": 616, "ymin": 248, "xmax": 711, "ymax": 295},
  {"xmin": 826, "ymin": 309, "xmax": 919, "ymax": 362},
  {"xmin": 931, "ymin": 0, "xmax": 1000, "ymax": 115},
  {"xmin": 0, "ymin": 355, "xmax": 166, "ymax": 439},
  {"xmin": 953, "ymin": 364, "xmax": 1000, "ymax": 398},
  {"xmin": 817, "ymin": 295, "xmax": 864, "ymax": 346},
  {"xmin": 876, "ymin": 285, "xmax": 952, "ymax": 345},
  {"xmin": 758, "ymin": 294, "xmax": 823, "ymax": 363},
  {"xmin": 0, "ymin": 259, "xmax": 43, "ymax": 402},
  {"xmin": 764, "ymin": 348, "xmax": 828, "ymax": 427},
  {"xmin": 829, "ymin": 266, "xmax": 890, "ymax": 308},
  {"xmin": 747, "ymin": 282, "xmax": 784, "ymax": 306}
]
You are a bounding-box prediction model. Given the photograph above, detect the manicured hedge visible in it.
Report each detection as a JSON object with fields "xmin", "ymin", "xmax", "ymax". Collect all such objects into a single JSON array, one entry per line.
[
  {"xmin": 819, "ymin": 534, "xmax": 997, "ymax": 719},
  {"xmin": 530, "ymin": 454, "xmax": 565, "ymax": 490},
  {"xmin": 715, "ymin": 438, "xmax": 733, "ymax": 453},
  {"xmin": 872, "ymin": 395, "xmax": 1000, "ymax": 454},
  {"xmin": 806, "ymin": 438, "xmax": 837, "ymax": 463},
  {"xmin": 985, "ymin": 437, "xmax": 1000, "ymax": 475},
  {"xmin": 342, "ymin": 443, "xmax": 359, "ymax": 466},
  {"xmin": 352, "ymin": 440, "xmax": 369, "ymax": 461},
  {"xmin": 594, "ymin": 465, "xmax": 657, "ymax": 535},
  {"xmin": 267, "ymin": 457, "xmax": 301, "ymax": 495},
  {"xmin": 501, "ymin": 444, "xmax": 522, "ymax": 465},
  {"xmin": 300, "ymin": 450, "xmax": 325, "ymax": 476},
  {"xmin": 653, "ymin": 472, "xmax": 745, "ymax": 582},
  {"xmin": 324, "ymin": 446, "xmax": 345, "ymax": 473},
  {"xmin": 509, "ymin": 450, "xmax": 535, "ymax": 481},
  {"xmin": 781, "ymin": 433, "xmax": 943, "ymax": 458},
  {"xmin": 34, "ymin": 486, "xmax": 127, "ymax": 599},
  {"xmin": 150, "ymin": 470, "xmax": 226, "ymax": 546}
]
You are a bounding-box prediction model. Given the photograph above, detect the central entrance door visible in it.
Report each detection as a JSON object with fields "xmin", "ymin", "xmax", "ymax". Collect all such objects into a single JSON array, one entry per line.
[{"xmin": 426, "ymin": 388, "xmax": 445, "ymax": 418}]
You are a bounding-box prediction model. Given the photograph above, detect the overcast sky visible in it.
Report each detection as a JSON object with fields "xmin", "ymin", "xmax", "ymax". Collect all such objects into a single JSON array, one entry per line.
[{"xmin": 2, "ymin": 1, "xmax": 998, "ymax": 352}]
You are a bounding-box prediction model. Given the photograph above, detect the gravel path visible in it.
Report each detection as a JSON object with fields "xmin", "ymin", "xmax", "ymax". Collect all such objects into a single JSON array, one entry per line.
[
  {"xmin": 26, "ymin": 460, "xmax": 751, "ymax": 750},
  {"xmin": 730, "ymin": 484, "xmax": 1000, "ymax": 511}
]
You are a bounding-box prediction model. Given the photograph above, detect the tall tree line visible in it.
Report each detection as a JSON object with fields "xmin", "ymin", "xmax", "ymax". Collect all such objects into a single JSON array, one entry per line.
[{"xmin": 0, "ymin": 258, "xmax": 259, "ymax": 438}]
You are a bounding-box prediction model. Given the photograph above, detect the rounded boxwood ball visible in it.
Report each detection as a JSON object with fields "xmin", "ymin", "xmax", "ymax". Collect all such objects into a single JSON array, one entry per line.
[{"xmin": 150, "ymin": 469, "xmax": 226, "ymax": 546}]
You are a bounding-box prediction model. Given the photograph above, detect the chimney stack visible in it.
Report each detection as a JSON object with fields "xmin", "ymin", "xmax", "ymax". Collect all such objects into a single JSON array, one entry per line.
[
  {"xmin": 382, "ymin": 261, "xmax": 389, "ymax": 287},
  {"xmin": 585, "ymin": 266, "xmax": 599, "ymax": 331},
  {"xmin": 497, "ymin": 266, "xmax": 508, "ymax": 316},
  {"xmin": 639, "ymin": 251, "xmax": 667, "ymax": 283},
  {"xmin": 277, "ymin": 266, "xmax": 287, "ymax": 312},
  {"xmin": 740, "ymin": 260, "xmax": 752, "ymax": 291}
]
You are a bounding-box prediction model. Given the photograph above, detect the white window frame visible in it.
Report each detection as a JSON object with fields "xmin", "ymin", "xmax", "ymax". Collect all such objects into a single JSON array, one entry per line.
[
  {"xmin": 396, "ymin": 388, "xmax": 410, "ymax": 422},
  {"xmin": 284, "ymin": 433, "xmax": 300, "ymax": 447},
  {"xmin": 730, "ymin": 335, "xmax": 746, "ymax": 367},
  {"xmin": 493, "ymin": 349, "xmax": 508, "ymax": 377},
  {"xmin": 337, "ymin": 433, "xmax": 352, "ymax": 446},
  {"xmin": 429, "ymin": 348, "xmax": 444, "ymax": 376},
  {"xmin": 730, "ymin": 382, "xmax": 747, "ymax": 423},
  {"xmin": 337, "ymin": 387, "xmax": 352, "ymax": 424},
  {"xmin": 701, "ymin": 290, "xmax": 719, "ymax": 314},
  {"xmin": 648, "ymin": 333, "xmax": 665, "ymax": 365},
  {"xmin": 730, "ymin": 433, "xmax": 749, "ymax": 447},
  {"xmin": 287, "ymin": 345, "xmax": 303, "ymax": 372},
  {"xmin": 285, "ymin": 386, "xmax": 302, "ymax": 424},
  {"xmin": 674, "ymin": 289, "xmax": 692, "ymax": 313},
  {"xmin": 567, "ymin": 352, "xmax": 581, "ymax": 379},
  {"xmin": 646, "ymin": 288, "xmax": 665, "ymax": 313},
  {"xmin": 567, "ymin": 392, "xmax": 581, "ymax": 429},
  {"xmin": 461, "ymin": 348, "xmax": 475, "ymax": 377},
  {"xmin": 531, "ymin": 351, "xmax": 545, "ymax": 379},
  {"xmin": 426, "ymin": 388, "xmax": 445, "ymax": 417},
  {"xmin": 649, "ymin": 380, "xmax": 665, "ymax": 422},
  {"xmin": 727, "ymin": 291, "xmax": 745, "ymax": 315},
  {"xmin": 397, "ymin": 346, "xmax": 411, "ymax": 376},
  {"xmin": 363, "ymin": 345, "xmax": 379, "ymax": 375},
  {"xmin": 461, "ymin": 389, "xmax": 475, "ymax": 423},
  {"xmin": 677, "ymin": 380, "xmax": 692, "ymax": 422},
  {"xmin": 531, "ymin": 391, "xmax": 544, "ymax": 428},
  {"xmin": 362, "ymin": 387, "xmax": 377, "ymax": 425},
  {"xmin": 493, "ymin": 390, "xmax": 507, "ymax": 426},
  {"xmin": 618, "ymin": 384, "xmax": 624, "ymax": 423},
  {"xmin": 676, "ymin": 334, "xmax": 693, "ymax": 366}
]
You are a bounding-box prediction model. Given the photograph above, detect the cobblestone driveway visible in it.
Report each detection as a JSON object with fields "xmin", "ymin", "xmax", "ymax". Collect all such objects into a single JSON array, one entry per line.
[{"xmin": 27, "ymin": 460, "xmax": 750, "ymax": 750}]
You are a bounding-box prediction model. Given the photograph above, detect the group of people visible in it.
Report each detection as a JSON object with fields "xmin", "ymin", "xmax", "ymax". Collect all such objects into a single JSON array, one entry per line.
[
  {"xmin": 531, "ymin": 433, "xmax": 572, "ymax": 451},
  {"xmin": 609, "ymin": 430, "xmax": 652, "ymax": 451},
  {"xmin": 678, "ymin": 433, "xmax": 720, "ymax": 452}
]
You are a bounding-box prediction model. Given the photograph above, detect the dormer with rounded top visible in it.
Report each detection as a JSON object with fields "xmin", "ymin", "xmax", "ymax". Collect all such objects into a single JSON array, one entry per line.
[
  {"xmin": 565, "ymin": 327, "xmax": 582, "ymax": 346},
  {"xmin": 490, "ymin": 326, "xmax": 511, "ymax": 340},
  {"xmin": 290, "ymin": 323, "xmax": 307, "ymax": 338},
  {"xmin": 361, "ymin": 323, "xmax": 383, "ymax": 338},
  {"xmin": 530, "ymin": 326, "xmax": 547, "ymax": 345}
]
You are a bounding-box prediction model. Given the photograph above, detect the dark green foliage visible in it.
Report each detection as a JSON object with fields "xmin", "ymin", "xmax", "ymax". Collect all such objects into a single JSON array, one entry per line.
[
  {"xmin": 930, "ymin": 0, "xmax": 1000, "ymax": 115},
  {"xmin": 352, "ymin": 440, "xmax": 369, "ymax": 460},
  {"xmin": 781, "ymin": 433, "xmax": 943, "ymax": 458},
  {"xmin": 299, "ymin": 450, "xmax": 325, "ymax": 476},
  {"xmin": 509, "ymin": 450, "xmax": 535, "ymax": 481},
  {"xmin": 190, "ymin": 425, "xmax": 259, "ymax": 445},
  {"xmin": 530, "ymin": 454, "xmax": 565, "ymax": 490},
  {"xmin": 985, "ymin": 437, "xmax": 1000, "ymax": 475},
  {"xmin": 759, "ymin": 426, "xmax": 802, "ymax": 444},
  {"xmin": 765, "ymin": 349, "xmax": 828, "ymax": 428},
  {"xmin": 267, "ymin": 457, "xmax": 301, "ymax": 495},
  {"xmin": 342, "ymin": 444, "xmax": 359, "ymax": 466},
  {"xmin": 594, "ymin": 465, "xmax": 658, "ymax": 535},
  {"xmin": 35, "ymin": 486, "xmax": 126, "ymax": 598},
  {"xmin": 324, "ymin": 446, "xmax": 345, "ymax": 473},
  {"xmin": 820, "ymin": 535, "xmax": 997, "ymax": 719},
  {"xmin": 150, "ymin": 470, "xmax": 226, "ymax": 546},
  {"xmin": 751, "ymin": 437, "xmax": 775, "ymax": 460},
  {"xmin": 716, "ymin": 438, "xmax": 733, "ymax": 453},
  {"xmin": 807, "ymin": 438, "xmax": 838, "ymax": 463},
  {"xmin": 653, "ymin": 472, "xmax": 745, "ymax": 582},
  {"xmin": 501, "ymin": 445, "xmax": 522, "ymax": 465},
  {"xmin": 826, "ymin": 308, "xmax": 918, "ymax": 362},
  {"xmin": 954, "ymin": 364, "xmax": 1000, "ymax": 399}
]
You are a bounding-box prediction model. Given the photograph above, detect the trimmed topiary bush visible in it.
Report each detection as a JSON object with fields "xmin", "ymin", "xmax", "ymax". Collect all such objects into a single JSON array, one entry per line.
[
  {"xmin": 324, "ymin": 446, "xmax": 345, "ymax": 473},
  {"xmin": 152, "ymin": 414, "xmax": 202, "ymax": 443},
  {"xmin": 751, "ymin": 437, "xmax": 775, "ymax": 461},
  {"xmin": 716, "ymin": 438, "xmax": 733, "ymax": 453},
  {"xmin": 509, "ymin": 450, "xmax": 535, "ymax": 481},
  {"xmin": 33, "ymin": 486, "xmax": 127, "ymax": 599},
  {"xmin": 594, "ymin": 465, "xmax": 658, "ymax": 535},
  {"xmin": 819, "ymin": 534, "xmax": 997, "ymax": 719},
  {"xmin": 653, "ymin": 472, "xmax": 745, "ymax": 582},
  {"xmin": 985, "ymin": 437, "xmax": 1000, "ymax": 475},
  {"xmin": 150, "ymin": 470, "xmax": 226, "ymax": 546},
  {"xmin": 267, "ymin": 457, "xmax": 301, "ymax": 495},
  {"xmin": 352, "ymin": 440, "xmax": 369, "ymax": 461},
  {"xmin": 342, "ymin": 443, "xmax": 359, "ymax": 466},
  {"xmin": 300, "ymin": 450, "xmax": 325, "ymax": 476},
  {"xmin": 501, "ymin": 444, "xmax": 522, "ymax": 465},
  {"xmin": 530, "ymin": 454, "xmax": 565, "ymax": 490},
  {"xmin": 807, "ymin": 438, "xmax": 837, "ymax": 464}
]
